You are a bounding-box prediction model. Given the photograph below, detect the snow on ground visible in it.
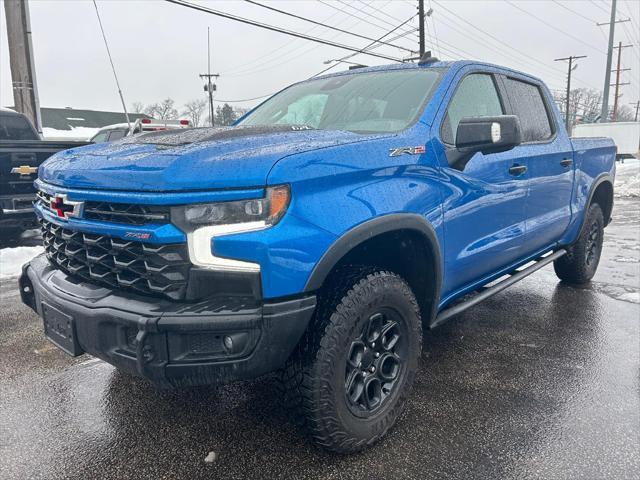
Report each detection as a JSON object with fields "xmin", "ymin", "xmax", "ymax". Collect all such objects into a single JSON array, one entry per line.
[
  {"xmin": 42, "ymin": 127, "xmax": 99, "ymax": 142},
  {"xmin": 615, "ymin": 157, "xmax": 639, "ymax": 198},
  {"xmin": 0, "ymin": 246, "xmax": 44, "ymax": 280}
]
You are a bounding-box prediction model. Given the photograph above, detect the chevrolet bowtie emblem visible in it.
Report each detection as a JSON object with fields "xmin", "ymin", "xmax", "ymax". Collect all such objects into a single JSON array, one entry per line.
[{"xmin": 11, "ymin": 165, "xmax": 38, "ymax": 176}]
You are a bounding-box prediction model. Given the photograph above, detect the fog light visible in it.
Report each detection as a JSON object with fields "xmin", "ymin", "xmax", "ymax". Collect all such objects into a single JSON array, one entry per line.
[{"xmin": 223, "ymin": 335, "xmax": 234, "ymax": 352}]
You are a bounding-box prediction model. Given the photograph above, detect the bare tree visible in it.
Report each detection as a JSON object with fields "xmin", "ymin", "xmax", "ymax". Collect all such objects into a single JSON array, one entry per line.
[
  {"xmin": 615, "ymin": 105, "xmax": 635, "ymax": 122},
  {"xmin": 182, "ymin": 99, "xmax": 207, "ymax": 127},
  {"xmin": 554, "ymin": 88, "xmax": 603, "ymax": 126},
  {"xmin": 131, "ymin": 101, "xmax": 145, "ymax": 114},
  {"xmin": 145, "ymin": 98, "xmax": 178, "ymax": 120}
]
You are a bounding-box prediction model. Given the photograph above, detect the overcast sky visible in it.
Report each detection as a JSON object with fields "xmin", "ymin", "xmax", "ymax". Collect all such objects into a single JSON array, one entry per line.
[{"xmin": 1, "ymin": 0, "xmax": 639, "ymax": 114}]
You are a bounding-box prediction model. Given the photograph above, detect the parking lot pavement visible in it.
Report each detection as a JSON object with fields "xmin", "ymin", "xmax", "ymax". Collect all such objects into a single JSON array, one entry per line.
[{"xmin": 1, "ymin": 200, "xmax": 638, "ymax": 480}]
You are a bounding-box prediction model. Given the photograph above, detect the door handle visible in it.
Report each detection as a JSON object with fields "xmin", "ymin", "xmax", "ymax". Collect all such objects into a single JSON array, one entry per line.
[
  {"xmin": 508, "ymin": 164, "xmax": 527, "ymax": 176},
  {"xmin": 560, "ymin": 158, "xmax": 573, "ymax": 167}
]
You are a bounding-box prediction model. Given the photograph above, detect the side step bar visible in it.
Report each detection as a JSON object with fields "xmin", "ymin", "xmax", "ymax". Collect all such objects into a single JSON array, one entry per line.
[{"xmin": 432, "ymin": 249, "xmax": 567, "ymax": 328}]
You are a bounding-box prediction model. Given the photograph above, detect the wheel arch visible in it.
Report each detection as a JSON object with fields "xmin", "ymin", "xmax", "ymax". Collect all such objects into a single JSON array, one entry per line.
[
  {"xmin": 304, "ymin": 214, "xmax": 443, "ymax": 326},
  {"xmin": 589, "ymin": 176, "xmax": 614, "ymax": 226}
]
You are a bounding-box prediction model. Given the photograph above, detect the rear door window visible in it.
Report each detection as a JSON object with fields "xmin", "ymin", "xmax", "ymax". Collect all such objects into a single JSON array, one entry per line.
[
  {"xmin": 504, "ymin": 78, "xmax": 554, "ymax": 142},
  {"xmin": 0, "ymin": 113, "xmax": 39, "ymax": 140},
  {"xmin": 441, "ymin": 74, "xmax": 504, "ymax": 145}
]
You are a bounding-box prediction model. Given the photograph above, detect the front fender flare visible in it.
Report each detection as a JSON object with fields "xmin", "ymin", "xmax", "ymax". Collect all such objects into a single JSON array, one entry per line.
[{"xmin": 303, "ymin": 214, "xmax": 443, "ymax": 321}]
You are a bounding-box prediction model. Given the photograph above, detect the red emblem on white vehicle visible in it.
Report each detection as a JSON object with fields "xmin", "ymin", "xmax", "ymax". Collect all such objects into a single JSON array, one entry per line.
[{"xmin": 49, "ymin": 194, "xmax": 84, "ymax": 219}]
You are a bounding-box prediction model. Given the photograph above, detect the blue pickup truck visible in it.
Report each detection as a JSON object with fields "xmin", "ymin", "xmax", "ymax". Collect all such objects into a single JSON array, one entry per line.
[{"xmin": 20, "ymin": 57, "xmax": 615, "ymax": 453}]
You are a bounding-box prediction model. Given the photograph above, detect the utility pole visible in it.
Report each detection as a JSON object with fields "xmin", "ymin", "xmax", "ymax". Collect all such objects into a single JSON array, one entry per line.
[
  {"xmin": 418, "ymin": 0, "xmax": 425, "ymax": 56},
  {"xmin": 597, "ymin": 0, "xmax": 631, "ymax": 122},
  {"xmin": 199, "ymin": 27, "xmax": 219, "ymax": 127},
  {"xmin": 611, "ymin": 42, "xmax": 632, "ymax": 121},
  {"xmin": 630, "ymin": 101, "xmax": 640, "ymax": 122},
  {"xmin": 555, "ymin": 55, "xmax": 586, "ymax": 134},
  {"xmin": 4, "ymin": 0, "xmax": 42, "ymax": 134}
]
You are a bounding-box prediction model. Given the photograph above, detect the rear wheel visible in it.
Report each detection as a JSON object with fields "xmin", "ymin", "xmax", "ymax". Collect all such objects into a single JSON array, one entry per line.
[
  {"xmin": 554, "ymin": 202, "xmax": 604, "ymax": 284},
  {"xmin": 280, "ymin": 268, "xmax": 422, "ymax": 453}
]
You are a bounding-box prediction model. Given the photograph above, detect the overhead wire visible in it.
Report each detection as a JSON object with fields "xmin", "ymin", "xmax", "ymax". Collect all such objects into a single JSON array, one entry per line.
[
  {"xmin": 312, "ymin": 14, "xmax": 418, "ymax": 77},
  {"xmin": 221, "ymin": 6, "xmax": 345, "ymax": 74},
  {"xmin": 164, "ymin": 0, "xmax": 404, "ymax": 62},
  {"xmin": 243, "ymin": 0, "xmax": 414, "ymax": 52},
  {"xmin": 223, "ymin": 4, "xmax": 368, "ymax": 77},
  {"xmin": 505, "ymin": 0, "xmax": 606, "ymax": 56},
  {"xmin": 431, "ymin": 0, "xmax": 599, "ymax": 89}
]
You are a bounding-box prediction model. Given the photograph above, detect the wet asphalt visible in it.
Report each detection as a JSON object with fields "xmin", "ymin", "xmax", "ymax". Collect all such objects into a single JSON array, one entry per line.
[{"xmin": 0, "ymin": 199, "xmax": 638, "ymax": 480}]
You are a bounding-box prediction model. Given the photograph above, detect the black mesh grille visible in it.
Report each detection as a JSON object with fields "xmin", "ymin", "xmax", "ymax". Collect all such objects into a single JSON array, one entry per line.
[
  {"xmin": 83, "ymin": 201, "xmax": 170, "ymax": 225},
  {"xmin": 36, "ymin": 191, "xmax": 170, "ymax": 226},
  {"xmin": 41, "ymin": 219, "xmax": 190, "ymax": 300}
]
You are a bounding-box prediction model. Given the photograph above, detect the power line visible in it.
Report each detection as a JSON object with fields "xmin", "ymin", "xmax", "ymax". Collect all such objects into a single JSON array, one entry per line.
[
  {"xmin": 223, "ymin": 5, "xmax": 376, "ymax": 77},
  {"xmin": 505, "ymin": 0, "xmax": 606, "ymax": 56},
  {"xmin": 214, "ymin": 93, "xmax": 274, "ymax": 103},
  {"xmin": 243, "ymin": 0, "xmax": 413, "ymax": 52},
  {"xmin": 164, "ymin": 0, "xmax": 404, "ymax": 63},
  {"xmin": 318, "ymin": 0, "xmax": 404, "ymax": 36},
  {"xmin": 223, "ymin": 20, "xmax": 416, "ymax": 80},
  {"xmin": 588, "ymin": 0, "xmax": 610, "ymax": 15},
  {"xmin": 222, "ymin": 6, "xmax": 344, "ymax": 74},
  {"xmin": 354, "ymin": 0, "xmax": 416, "ymax": 36},
  {"xmin": 551, "ymin": 0, "xmax": 598, "ymax": 24},
  {"xmin": 313, "ymin": 14, "xmax": 418, "ymax": 77},
  {"xmin": 430, "ymin": 0, "xmax": 597, "ymax": 89},
  {"xmin": 427, "ymin": 0, "xmax": 441, "ymax": 57},
  {"xmin": 554, "ymin": 55, "xmax": 587, "ymax": 133}
]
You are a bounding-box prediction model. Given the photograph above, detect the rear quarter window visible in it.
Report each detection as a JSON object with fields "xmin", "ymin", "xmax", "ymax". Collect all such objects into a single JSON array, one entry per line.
[{"xmin": 504, "ymin": 78, "xmax": 554, "ymax": 143}]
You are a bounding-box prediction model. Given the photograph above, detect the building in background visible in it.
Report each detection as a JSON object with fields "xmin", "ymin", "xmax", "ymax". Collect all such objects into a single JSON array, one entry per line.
[{"xmin": 5, "ymin": 106, "xmax": 149, "ymax": 140}]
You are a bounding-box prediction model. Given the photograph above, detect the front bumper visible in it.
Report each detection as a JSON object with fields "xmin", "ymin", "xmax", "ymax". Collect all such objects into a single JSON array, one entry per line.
[{"xmin": 20, "ymin": 254, "xmax": 316, "ymax": 387}]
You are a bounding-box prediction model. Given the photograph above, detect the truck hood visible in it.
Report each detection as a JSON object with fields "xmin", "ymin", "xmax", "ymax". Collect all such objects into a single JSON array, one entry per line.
[{"xmin": 39, "ymin": 126, "xmax": 376, "ymax": 191}]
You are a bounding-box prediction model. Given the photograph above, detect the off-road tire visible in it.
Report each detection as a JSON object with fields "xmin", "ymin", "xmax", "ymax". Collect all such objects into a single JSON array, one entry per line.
[
  {"xmin": 279, "ymin": 267, "xmax": 422, "ymax": 453},
  {"xmin": 554, "ymin": 202, "xmax": 604, "ymax": 284}
]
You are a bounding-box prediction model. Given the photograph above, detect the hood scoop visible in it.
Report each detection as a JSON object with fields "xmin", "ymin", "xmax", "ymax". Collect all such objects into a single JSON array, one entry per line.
[{"xmin": 119, "ymin": 124, "xmax": 315, "ymax": 147}]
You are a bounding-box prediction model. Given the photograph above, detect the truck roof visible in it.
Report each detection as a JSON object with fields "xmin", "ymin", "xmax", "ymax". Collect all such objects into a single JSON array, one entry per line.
[{"xmin": 314, "ymin": 59, "xmax": 545, "ymax": 86}]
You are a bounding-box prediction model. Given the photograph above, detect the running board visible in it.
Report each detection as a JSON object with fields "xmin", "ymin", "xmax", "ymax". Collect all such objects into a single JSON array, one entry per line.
[{"xmin": 432, "ymin": 249, "xmax": 567, "ymax": 328}]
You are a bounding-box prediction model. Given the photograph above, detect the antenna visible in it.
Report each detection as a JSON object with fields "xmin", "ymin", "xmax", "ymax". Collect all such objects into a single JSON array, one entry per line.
[
  {"xmin": 93, "ymin": 0, "xmax": 131, "ymax": 129},
  {"xmin": 418, "ymin": 50, "xmax": 439, "ymax": 65}
]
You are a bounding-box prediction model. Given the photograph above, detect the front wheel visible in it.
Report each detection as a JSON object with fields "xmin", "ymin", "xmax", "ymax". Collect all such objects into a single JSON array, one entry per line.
[
  {"xmin": 554, "ymin": 202, "xmax": 605, "ymax": 284},
  {"xmin": 281, "ymin": 269, "xmax": 422, "ymax": 453}
]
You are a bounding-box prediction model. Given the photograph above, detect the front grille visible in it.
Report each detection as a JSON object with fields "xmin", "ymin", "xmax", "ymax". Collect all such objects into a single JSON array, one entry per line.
[
  {"xmin": 83, "ymin": 201, "xmax": 170, "ymax": 225},
  {"xmin": 36, "ymin": 191, "xmax": 170, "ymax": 226},
  {"xmin": 41, "ymin": 219, "xmax": 190, "ymax": 300}
]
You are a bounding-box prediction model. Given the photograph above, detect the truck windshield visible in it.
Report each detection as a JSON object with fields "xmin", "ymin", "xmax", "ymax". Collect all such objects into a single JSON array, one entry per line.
[{"xmin": 239, "ymin": 68, "xmax": 442, "ymax": 134}]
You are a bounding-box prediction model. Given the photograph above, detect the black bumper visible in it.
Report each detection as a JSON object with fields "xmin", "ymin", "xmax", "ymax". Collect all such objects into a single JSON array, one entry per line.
[
  {"xmin": 20, "ymin": 254, "xmax": 316, "ymax": 387},
  {"xmin": 0, "ymin": 194, "xmax": 37, "ymax": 230}
]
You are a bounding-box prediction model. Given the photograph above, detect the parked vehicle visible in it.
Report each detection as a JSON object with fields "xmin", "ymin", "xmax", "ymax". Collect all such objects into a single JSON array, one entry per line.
[
  {"xmin": 20, "ymin": 58, "xmax": 615, "ymax": 453},
  {"xmin": 573, "ymin": 121, "xmax": 639, "ymax": 159},
  {"xmin": 90, "ymin": 118, "xmax": 191, "ymax": 143},
  {"xmin": 0, "ymin": 108, "xmax": 88, "ymax": 238}
]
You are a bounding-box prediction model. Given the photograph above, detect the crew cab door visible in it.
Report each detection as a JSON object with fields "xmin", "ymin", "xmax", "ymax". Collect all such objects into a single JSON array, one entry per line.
[
  {"xmin": 501, "ymin": 76, "xmax": 574, "ymax": 253},
  {"xmin": 435, "ymin": 72, "xmax": 529, "ymax": 298}
]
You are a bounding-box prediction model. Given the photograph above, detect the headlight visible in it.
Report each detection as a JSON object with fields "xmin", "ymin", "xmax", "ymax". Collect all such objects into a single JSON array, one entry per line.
[
  {"xmin": 171, "ymin": 185, "xmax": 290, "ymax": 272},
  {"xmin": 172, "ymin": 185, "xmax": 290, "ymax": 229}
]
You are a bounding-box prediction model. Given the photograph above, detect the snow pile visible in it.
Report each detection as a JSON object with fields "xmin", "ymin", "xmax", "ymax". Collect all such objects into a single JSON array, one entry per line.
[
  {"xmin": 615, "ymin": 157, "xmax": 639, "ymax": 198},
  {"xmin": 0, "ymin": 246, "xmax": 44, "ymax": 280},
  {"xmin": 42, "ymin": 127, "xmax": 99, "ymax": 142}
]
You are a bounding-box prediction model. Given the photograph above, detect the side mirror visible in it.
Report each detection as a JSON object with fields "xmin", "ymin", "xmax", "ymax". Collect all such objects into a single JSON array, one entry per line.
[{"xmin": 451, "ymin": 115, "xmax": 522, "ymax": 170}]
